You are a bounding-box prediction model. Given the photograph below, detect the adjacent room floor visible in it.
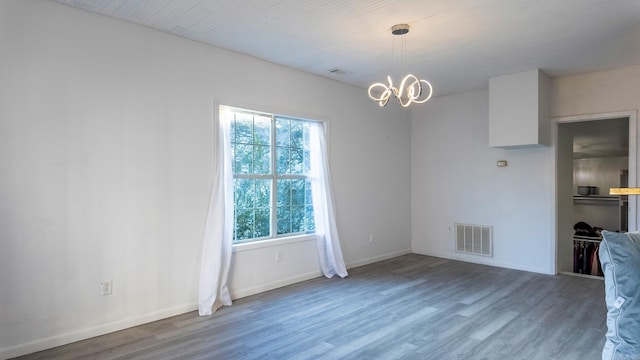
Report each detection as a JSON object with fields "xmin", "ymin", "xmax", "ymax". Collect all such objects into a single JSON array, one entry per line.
[{"xmin": 18, "ymin": 254, "xmax": 606, "ymax": 360}]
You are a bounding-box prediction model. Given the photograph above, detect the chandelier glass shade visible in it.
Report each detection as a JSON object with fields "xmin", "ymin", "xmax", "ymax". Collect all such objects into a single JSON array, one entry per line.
[{"xmin": 367, "ymin": 24, "xmax": 433, "ymax": 108}]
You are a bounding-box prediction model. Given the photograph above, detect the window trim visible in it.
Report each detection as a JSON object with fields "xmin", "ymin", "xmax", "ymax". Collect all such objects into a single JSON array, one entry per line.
[{"xmin": 232, "ymin": 233, "xmax": 317, "ymax": 252}]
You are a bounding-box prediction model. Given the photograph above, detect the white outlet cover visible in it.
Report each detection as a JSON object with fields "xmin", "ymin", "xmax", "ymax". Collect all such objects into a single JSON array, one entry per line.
[{"xmin": 101, "ymin": 280, "xmax": 113, "ymax": 295}]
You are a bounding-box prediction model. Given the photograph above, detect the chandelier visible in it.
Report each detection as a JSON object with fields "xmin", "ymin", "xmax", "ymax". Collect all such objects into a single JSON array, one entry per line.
[{"xmin": 367, "ymin": 24, "xmax": 433, "ymax": 108}]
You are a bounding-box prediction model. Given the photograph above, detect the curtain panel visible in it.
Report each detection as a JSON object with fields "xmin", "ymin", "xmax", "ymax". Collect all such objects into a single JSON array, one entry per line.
[
  {"xmin": 198, "ymin": 112, "xmax": 233, "ymax": 316},
  {"xmin": 310, "ymin": 122, "xmax": 348, "ymax": 278}
]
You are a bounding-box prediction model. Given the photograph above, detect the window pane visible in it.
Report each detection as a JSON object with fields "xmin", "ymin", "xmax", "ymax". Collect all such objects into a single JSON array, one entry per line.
[
  {"xmin": 234, "ymin": 178, "xmax": 255, "ymax": 209},
  {"xmin": 234, "ymin": 179, "xmax": 272, "ymax": 241},
  {"xmin": 302, "ymin": 122, "xmax": 312, "ymax": 173},
  {"xmin": 277, "ymin": 206, "xmax": 291, "ymax": 235},
  {"xmin": 253, "ymin": 144, "xmax": 271, "ymax": 174},
  {"xmin": 290, "ymin": 147, "xmax": 304, "ymax": 175},
  {"xmin": 234, "ymin": 144, "xmax": 253, "ymax": 174},
  {"xmin": 229, "ymin": 118, "xmax": 236, "ymax": 145},
  {"xmin": 253, "ymin": 115, "xmax": 271, "ymax": 146},
  {"xmin": 276, "ymin": 146, "xmax": 290, "ymax": 174},
  {"xmin": 235, "ymin": 208, "xmax": 253, "ymax": 240},
  {"xmin": 291, "ymin": 179, "xmax": 305, "ymax": 206},
  {"xmin": 254, "ymin": 208, "xmax": 270, "ymax": 238},
  {"xmin": 291, "ymin": 120, "xmax": 303, "ymax": 149},
  {"xmin": 303, "ymin": 122, "xmax": 311, "ymax": 145},
  {"xmin": 291, "ymin": 206, "xmax": 305, "ymax": 233},
  {"xmin": 305, "ymin": 205, "xmax": 315, "ymax": 232},
  {"xmin": 276, "ymin": 179, "xmax": 314, "ymax": 236},
  {"xmin": 255, "ymin": 179, "xmax": 271, "ymax": 208},
  {"xmin": 276, "ymin": 118, "xmax": 290, "ymax": 147},
  {"xmin": 277, "ymin": 179, "xmax": 291, "ymax": 206},
  {"xmin": 231, "ymin": 143, "xmax": 236, "ymax": 173},
  {"xmin": 303, "ymin": 140, "xmax": 311, "ymax": 174},
  {"xmin": 305, "ymin": 180, "xmax": 313, "ymax": 205},
  {"xmin": 235, "ymin": 115, "xmax": 253, "ymax": 144}
]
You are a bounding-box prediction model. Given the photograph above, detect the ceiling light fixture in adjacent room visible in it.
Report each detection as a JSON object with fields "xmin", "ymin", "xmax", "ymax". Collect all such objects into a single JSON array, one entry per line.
[{"xmin": 368, "ymin": 24, "xmax": 433, "ymax": 108}]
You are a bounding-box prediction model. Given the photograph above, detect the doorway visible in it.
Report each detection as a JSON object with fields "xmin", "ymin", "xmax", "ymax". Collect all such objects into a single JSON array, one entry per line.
[{"xmin": 555, "ymin": 112, "xmax": 636, "ymax": 276}]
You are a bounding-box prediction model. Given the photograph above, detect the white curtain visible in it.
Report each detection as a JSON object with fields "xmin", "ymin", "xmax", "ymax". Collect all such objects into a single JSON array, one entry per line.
[
  {"xmin": 198, "ymin": 110, "xmax": 233, "ymax": 316},
  {"xmin": 310, "ymin": 122, "xmax": 348, "ymax": 278}
]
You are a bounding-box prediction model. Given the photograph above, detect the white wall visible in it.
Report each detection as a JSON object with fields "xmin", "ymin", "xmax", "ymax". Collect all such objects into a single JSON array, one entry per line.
[
  {"xmin": 411, "ymin": 90, "xmax": 553, "ymax": 274},
  {"xmin": 411, "ymin": 64, "xmax": 640, "ymax": 276},
  {"xmin": 0, "ymin": 0, "xmax": 412, "ymax": 357}
]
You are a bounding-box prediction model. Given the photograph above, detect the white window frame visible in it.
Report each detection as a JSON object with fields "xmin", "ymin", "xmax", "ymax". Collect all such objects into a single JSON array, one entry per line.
[{"xmin": 225, "ymin": 105, "xmax": 317, "ymax": 245}]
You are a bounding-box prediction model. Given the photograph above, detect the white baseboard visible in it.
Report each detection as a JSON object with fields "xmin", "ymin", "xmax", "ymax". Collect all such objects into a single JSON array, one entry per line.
[
  {"xmin": 412, "ymin": 249, "xmax": 554, "ymax": 275},
  {"xmin": 230, "ymin": 270, "xmax": 323, "ymax": 300},
  {"xmin": 0, "ymin": 302, "xmax": 198, "ymax": 359},
  {"xmin": 347, "ymin": 248, "xmax": 412, "ymax": 269},
  {"xmin": 558, "ymin": 271, "xmax": 604, "ymax": 280},
  {"xmin": 230, "ymin": 249, "xmax": 414, "ymax": 300}
]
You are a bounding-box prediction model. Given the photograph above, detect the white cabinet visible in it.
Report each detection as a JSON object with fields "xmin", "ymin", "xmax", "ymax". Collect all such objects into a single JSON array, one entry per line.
[{"xmin": 489, "ymin": 69, "xmax": 550, "ymax": 148}]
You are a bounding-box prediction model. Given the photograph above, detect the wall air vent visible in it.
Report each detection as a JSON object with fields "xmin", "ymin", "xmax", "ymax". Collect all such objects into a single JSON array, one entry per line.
[{"xmin": 455, "ymin": 223, "xmax": 493, "ymax": 257}]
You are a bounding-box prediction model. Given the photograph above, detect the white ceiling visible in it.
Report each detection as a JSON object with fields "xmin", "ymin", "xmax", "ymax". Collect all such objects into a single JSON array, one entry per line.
[
  {"xmin": 50, "ymin": 0, "xmax": 640, "ymax": 97},
  {"xmin": 48, "ymin": 0, "xmax": 638, "ymax": 159}
]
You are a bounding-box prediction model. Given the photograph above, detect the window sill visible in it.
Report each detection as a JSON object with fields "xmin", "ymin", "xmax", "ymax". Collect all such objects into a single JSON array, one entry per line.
[{"xmin": 232, "ymin": 234, "xmax": 317, "ymax": 253}]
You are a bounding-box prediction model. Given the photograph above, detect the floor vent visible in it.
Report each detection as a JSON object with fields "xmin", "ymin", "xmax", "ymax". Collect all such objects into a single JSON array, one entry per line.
[{"xmin": 455, "ymin": 223, "xmax": 493, "ymax": 257}]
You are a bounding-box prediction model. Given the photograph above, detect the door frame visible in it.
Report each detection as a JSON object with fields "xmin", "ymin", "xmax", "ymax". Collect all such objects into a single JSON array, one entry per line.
[{"xmin": 552, "ymin": 110, "xmax": 637, "ymax": 275}]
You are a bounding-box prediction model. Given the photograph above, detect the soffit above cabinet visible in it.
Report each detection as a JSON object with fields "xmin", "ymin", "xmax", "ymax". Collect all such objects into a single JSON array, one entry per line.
[{"xmin": 489, "ymin": 69, "xmax": 549, "ymax": 148}]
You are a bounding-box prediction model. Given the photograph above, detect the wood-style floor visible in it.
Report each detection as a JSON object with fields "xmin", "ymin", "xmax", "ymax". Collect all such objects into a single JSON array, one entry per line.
[{"xmin": 17, "ymin": 254, "xmax": 606, "ymax": 360}]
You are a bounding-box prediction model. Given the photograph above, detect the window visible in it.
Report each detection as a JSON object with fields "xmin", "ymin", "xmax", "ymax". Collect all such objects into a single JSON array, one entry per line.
[{"xmin": 225, "ymin": 106, "xmax": 316, "ymax": 243}]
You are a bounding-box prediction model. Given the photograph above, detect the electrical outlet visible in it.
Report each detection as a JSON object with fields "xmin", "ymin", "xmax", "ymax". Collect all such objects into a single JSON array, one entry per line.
[
  {"xmin": 275, "ymin": 250, "xmax": 283, "ymax": 262},
  {"xmin": 369, "ymin": 233, "xmax": 373, "ymax": 243},
  {"xmin": 101, "ymin": 280, "xmax": 112, "ymax": 296}
]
